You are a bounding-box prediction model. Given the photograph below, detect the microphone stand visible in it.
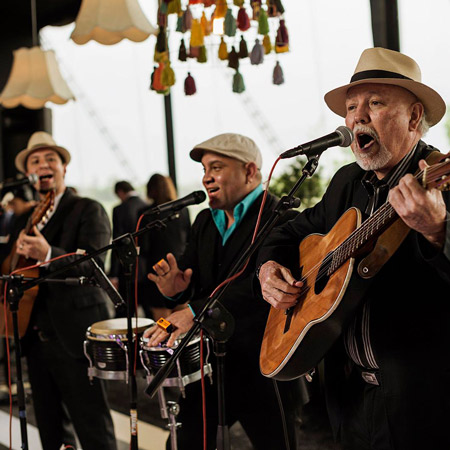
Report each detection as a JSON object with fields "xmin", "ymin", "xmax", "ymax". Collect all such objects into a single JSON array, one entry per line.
[
  {"xmin": 3, "ymin": 212, "xmax": 181, "ymax": 450},
  {"xmin": 144, "ymin": 154, "xmax": 322, "ymax": 450}
]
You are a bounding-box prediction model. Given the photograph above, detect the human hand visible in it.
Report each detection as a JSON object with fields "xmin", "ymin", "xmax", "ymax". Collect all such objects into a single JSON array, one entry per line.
[
  {"xmin": 143, "ymin": 306, "xmax": 195, "ymax": 347},
  {"xmin": 147, "ymin": 253, "xmax": 193, "ymax": 297},
  {"xmin": 16, "ymin": 226, "xmax": 50, "ymax": 262},
  {"xmin": 389, "ymin": 160, "xmax": 447, "ymax": 248},
  {"xmin": 258, "ymin": 260, "xmax": 303, "ymax": 310}
]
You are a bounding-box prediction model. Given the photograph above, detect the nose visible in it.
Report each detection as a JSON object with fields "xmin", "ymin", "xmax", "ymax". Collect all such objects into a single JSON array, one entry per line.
[
  {"xmin": 203, "ymin": 170, "xmax": 213, "ymax": 185},
  {"xmin": 354, "ymin": 103, "xmax": 370, "ymax": 125}
]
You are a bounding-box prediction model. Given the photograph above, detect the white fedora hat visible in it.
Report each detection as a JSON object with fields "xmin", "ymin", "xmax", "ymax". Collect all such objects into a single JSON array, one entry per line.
[
  {"xmin": 15, "ymin": 131, "xmax": 71, "ymax": 173},
  {"xmin": 324, "ymin": 47, "xmax": 446, "ymax": 127}
]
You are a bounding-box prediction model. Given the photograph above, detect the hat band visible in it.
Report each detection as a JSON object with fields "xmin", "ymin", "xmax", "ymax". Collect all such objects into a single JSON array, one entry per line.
[{"xmin": 351, "ymin": 69, "xmax": 413, "ymax": 83}]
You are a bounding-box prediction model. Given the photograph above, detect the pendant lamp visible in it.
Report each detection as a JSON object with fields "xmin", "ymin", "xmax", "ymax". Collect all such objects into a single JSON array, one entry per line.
[
  {"xmin": 71, "ymin": 0, "xmax": 158, "ymax": 45},
  {"xmin": 0, "ymin": 47, "xmax": 75, "ymax": 109}
]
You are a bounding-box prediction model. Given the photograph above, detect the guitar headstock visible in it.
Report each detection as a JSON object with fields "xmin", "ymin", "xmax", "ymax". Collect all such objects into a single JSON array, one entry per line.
[
  {"xmin": 422, "ymin": 153, "xmax": 450, "ymax": 192},
  {"xmin": 30, "ymin": 190, "xmax": 56, "ymax": 229}
]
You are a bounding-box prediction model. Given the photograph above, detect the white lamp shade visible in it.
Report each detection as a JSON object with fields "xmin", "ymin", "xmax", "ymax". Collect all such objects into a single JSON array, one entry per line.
[
  {"xmin": 70, "ymin": 0, "xmax": 158, "ymax": 45},
  {"xmin": 0, "ymin": 47, "xmax": 75, "ymax": 109}
]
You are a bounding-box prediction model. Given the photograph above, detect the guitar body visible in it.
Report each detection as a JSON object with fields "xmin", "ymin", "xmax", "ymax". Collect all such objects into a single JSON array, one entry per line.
[
  {"xmin": 260, "ymin": 207, "xmax": 362, "ymax": 380},
  {"xmin": 0, "ymin": 190, "xmax": 55, "ymax": 337},
  {"xmin": 0, "ymin": 245, "xmax": 39, "ymax": 337}
]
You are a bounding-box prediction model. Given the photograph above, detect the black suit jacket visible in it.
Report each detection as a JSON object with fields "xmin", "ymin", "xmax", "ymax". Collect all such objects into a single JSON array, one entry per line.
[
  {"xmin": 6, "ymin": 189, "xmax": 113, "ymax": 358},
  {"xmin": 258, "ymin": 141, "xmax": 450, "ymax": 449}
]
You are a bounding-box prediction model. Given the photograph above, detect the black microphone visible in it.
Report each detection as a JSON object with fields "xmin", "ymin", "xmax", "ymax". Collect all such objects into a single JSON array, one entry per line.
[
  {"xmin": 0, "ymin": 173, "xmax": 39, "ymax": 189},
  {"xmin": 146, "ymin": 190, "xmax": 206, "ymax": 215},
  {"xmin": 280, "ymin": 126, "xmax": 354, "ymax": 159}
]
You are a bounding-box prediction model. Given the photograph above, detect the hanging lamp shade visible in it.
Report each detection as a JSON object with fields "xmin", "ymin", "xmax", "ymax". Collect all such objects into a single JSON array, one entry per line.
[
  {"xmin": 70, "ymin": 0, "xmax": 157, "ymax": 45},
  {"xmin": 0, "ymin": 46, "xmax": 74, "ymax": 109}
]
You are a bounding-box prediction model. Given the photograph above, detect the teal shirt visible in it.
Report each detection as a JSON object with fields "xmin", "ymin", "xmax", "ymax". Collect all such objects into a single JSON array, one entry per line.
[{"xmin": 211, "ymin": 184, "xmax": 263, "ymax": 245}]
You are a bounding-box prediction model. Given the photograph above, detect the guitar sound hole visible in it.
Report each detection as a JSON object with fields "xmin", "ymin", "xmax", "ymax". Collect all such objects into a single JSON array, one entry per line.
[{"xmin": 314, "ymin": 254, "xmax": 331, "ymax": 295}]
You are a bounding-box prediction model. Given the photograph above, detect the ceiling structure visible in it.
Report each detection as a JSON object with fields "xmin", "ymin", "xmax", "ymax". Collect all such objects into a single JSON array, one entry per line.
[{"xmin": 0, "ymin": 0, "xmax": 399, "ymax": 180}]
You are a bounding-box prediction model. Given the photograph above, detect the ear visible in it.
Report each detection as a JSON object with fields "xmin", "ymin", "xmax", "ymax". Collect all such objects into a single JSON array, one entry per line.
[
  {"xmin": 409, "ymin": 102, "xmax": 424, "ymax": 132},
  {"xmin": 244, "ymin": 162, "xmax": 258, "ymax": 184}
]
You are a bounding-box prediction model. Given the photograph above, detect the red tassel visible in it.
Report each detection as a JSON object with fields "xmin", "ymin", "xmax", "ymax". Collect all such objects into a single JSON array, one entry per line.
[
  {"xmin": 184, "ymin": 72, "xmax": 197, "ymax": 95},
  {"xmin": 237, "ymin": 7, "xmax": 251, "ymax": 31}
]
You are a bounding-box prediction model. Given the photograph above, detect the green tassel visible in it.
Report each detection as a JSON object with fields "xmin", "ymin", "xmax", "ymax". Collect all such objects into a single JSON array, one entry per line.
[
  {"xmin": 224, "ymin": 9, "xmax": 237, "ymax": 37},
  {"xmin": 197, "ymin": 45, "xmax": 208, "ymax": 63},
  {"xmin": 232, "ymin": 70, "xmax": 245, "ymax": 93},
  {"xmin": 258, "ymin": 8, "xmax": 269, "ymax": 35}
]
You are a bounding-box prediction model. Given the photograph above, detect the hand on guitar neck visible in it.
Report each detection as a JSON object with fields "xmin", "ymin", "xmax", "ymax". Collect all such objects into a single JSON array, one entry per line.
[
  {"xmin": 16, "ymin": 225, "xmax": 51, "ymax": 262},
  {"xmin": 389, "ymin": 160, "xmax": 447, "ymax": 249},
  {"xmin": 258, "ymin": 260, "xmax": 303, "ymax": 310}
]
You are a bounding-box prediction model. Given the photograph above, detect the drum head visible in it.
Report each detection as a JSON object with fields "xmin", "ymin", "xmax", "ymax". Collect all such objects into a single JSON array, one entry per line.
[
  {"xmin": 89, "ymin": 317, "xmax": 154, "ymax": 338},
  {"xmin": 141, "ymin": 332, "xmax": 201, "ymax": 351}
]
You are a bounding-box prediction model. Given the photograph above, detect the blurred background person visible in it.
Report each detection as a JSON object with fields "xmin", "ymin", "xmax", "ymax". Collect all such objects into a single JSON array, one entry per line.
[
  {"xmin": 137, "ymin": 174, "xmax": 191, "ymax": 319},
  {"xmin": 109, "ymin": 180, "xmax": 146, "ymax": 299}
]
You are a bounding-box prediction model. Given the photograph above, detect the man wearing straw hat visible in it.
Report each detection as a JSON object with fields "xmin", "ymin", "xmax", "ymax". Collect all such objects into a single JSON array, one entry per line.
[
  {"xmin": 3, "ymin": 131, "xmax": 117, "ymax": 449},
  {"xmin": 257, "ymin": 48, "xmax": 450, "ymax": 449}
]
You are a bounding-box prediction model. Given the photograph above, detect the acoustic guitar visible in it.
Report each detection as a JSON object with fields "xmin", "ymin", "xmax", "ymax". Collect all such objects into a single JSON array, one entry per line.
[
  {"xmin": 260, "ymin": 154, "xmax": 450, "ymax": 381},
  {"xmin": 0, "ymin": 190, "xmax": 55, "ymax": 337}
]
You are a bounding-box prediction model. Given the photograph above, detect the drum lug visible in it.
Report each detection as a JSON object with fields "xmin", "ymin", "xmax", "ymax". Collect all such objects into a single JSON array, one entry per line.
[{"xmin": 83, "ymin": 340, "xmax": 94, "ymax": 383}]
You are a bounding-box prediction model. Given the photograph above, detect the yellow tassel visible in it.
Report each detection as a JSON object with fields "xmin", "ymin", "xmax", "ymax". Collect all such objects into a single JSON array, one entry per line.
[
  {"xmin": 275, "ymin": 44, "xmax": 289, "ymax": 53},
  {"xmin": 201, "ymin": 12, "xmax": 212, "ymax": 36},
  {"xmin": 218, "ymin": 37, "xmax": 229, "ymax": 60},
  {"xmin": 161, "ymin": 61, "xmax": 176, "ymax": 87},
  {"xmin": 215, "ymin": 0, "xmax": 228, "ymax": 18},
  {"xmin": 262, "ymin": 34, "xmax": 272, "ymax": 54},
  {"xmin": 190, "ymin": 19, "xmax": 204, "ymax": 47}
]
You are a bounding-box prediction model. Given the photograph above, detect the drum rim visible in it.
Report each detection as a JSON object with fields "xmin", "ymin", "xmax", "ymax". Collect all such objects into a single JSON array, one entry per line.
[
  {"xmin": 87, "ymin": 317, "xmax": 154, "ymax": 337},
  {"xmin": 140, "ymin": 333, "xmax": 202, "ymax": 350}
]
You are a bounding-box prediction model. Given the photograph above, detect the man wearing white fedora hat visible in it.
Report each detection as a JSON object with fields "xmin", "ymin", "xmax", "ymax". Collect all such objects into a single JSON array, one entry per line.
[
  {"xmin": 3, "ymin": 131, "xmax": 117, "ymax": 449},
  {"xmin": 257, "ymin": 47, "xmax": 450, "ymax": 450}
]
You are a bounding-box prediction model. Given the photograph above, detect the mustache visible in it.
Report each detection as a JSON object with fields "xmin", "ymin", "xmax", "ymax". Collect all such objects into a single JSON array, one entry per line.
[{"xmin": 353, "ymin": 125, "xmax": 379, "ymax": 143}]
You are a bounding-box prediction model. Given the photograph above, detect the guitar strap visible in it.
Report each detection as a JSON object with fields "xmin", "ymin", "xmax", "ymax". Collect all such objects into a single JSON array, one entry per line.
[{"xmin": 357, "ymin": 150, "xmax": 443, "ymax": 279}]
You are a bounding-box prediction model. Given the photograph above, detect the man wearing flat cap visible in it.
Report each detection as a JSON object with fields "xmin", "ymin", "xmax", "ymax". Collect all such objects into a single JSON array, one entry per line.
[
  {"xmin": 258, "ymin": 47, "xmax": 450, "ymax": 450},
  {"xmin": 144, "ymin": 133, "xmax": 302, "ymax": 449},
  {"xmin": 2, "ymin": 131, "xmax": 117, "ymax": 449}
]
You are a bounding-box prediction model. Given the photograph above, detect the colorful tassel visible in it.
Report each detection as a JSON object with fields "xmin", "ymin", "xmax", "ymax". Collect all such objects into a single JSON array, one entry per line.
[
  {"xmin": 251, "ymin": 0, "xmax": 261, "ymax": 20},
  {"xmin": 237, "ymin": 7, "xmax": 251, "ymax": 31},
  {"xmin": 189, "ymin": 0, "xmax": 202, "ymax": 3},
  {"xmin": 157, "ymin": 8, "xmax": 168, "ymax": 27},
  {"xmin": 156, "ymin": 26, "xmax": 167, "ymax": 53},
  {"xmin": 189, "ymin": 45, "xmax": 200, "ymax": 58},
  {"xmin": 224, "ymin": 9, "xmax": 237, "ymax": 37},
  {"xmin": 190, "ymin": 19, "xmax": 204, "ymax": 47},
  {"xmin": 258, "ymin": 8, "xmax": 269, "ymax": 35},
  {"xmin": 215, "ymin": 0, "xmax": 228, "ymax": 18},
  {"xmin": 167, "ymin": 0, "xmax": 182, "ymax": 15},
  {"xmin": 275, "ymin": 0, "xmax": 285, "ymax": 14},
  {"xmin": 228, "ymin": 46, "xmax": 239, "ymax": 69},
  {"xmin": 182, "ymin": 6, "xmax": 193, "ymax": 31},
  {"xmin": 238, "ymin": 35, "xmax": 249, "ymax": 58},
  {"xmin": 203, "ymin": 0, "xmax": 215, "ymax": 6},
  {"xmin": 151, "ymin": 63, "xmax": 168, "ymax": 93},
  {"xmin": 176, "ymin": 14, "xmax": 185, "ymax": 32},
  {"xmin": 178, "ymin": 39, "xmax": 187, "ymax": 61},
  {"xmin": 218, "ymin": 37, "xmax": 229, "ymax": 60},
  {"xmin": 250, "ymin": 39, "xmax": 264, "ymax": 65},
  {"xmin": 275, "ymin": 19, "xmax": 289, "ymax": 53},
  {"xmin": 272, "ymin": 61, "xmax": 284, "ymax": 85},
  {"xmin": 197, "ymin": 45, "xmax": 208, "ymax": 63},
  {"xmin": 161, "ymin": 61, "xmax": 176, "ymax": 87},
  {"xmin": 201, "ymin": 11, "xmax": 212, "ymax": 36},
  {"xmin": 233, "ymin": 0, "xmax": 245, "ymax": 6},
  {"xmin": 262, "ymin": 34, "xmax": 272, "ymax": 54},
  {"xmin": 232, "ymin": 70, "xmax": 245, "ymax": 93}
]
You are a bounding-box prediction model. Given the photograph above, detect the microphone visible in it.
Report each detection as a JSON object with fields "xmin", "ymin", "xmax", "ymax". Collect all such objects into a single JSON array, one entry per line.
[
  {"xmin": 146, "ymin": 190, "xmax": 206, "ymax": 215},
  {"xmin": 280, "ymin": 126, "xmax": 354, "ymax": 159},
  {"xmin": 0, "ymin": 173, "xmax": 39, "ymax": 190}
]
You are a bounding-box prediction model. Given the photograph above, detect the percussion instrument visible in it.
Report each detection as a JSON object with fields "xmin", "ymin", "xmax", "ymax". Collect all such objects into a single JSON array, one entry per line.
[
  {"xmin": 140, "ymin": 332, "xmax": 212, "ymax": 394},
  {"xmin": 84, "ymin": 317, "xmax": 154, "ymax": 382}
]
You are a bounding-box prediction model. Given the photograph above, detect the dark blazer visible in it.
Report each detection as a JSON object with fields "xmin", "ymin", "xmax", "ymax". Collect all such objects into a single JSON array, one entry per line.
[
  {"xmin": 110, "ymin": 194, "xmax": 147, "ymax": 278},
  {"xmin": 6, "ymin": 189, "xmax": 113, "ymax": 359},
  {"xmin": 258, "ymin": 141, "xmax": 450, "ymax": 450}
]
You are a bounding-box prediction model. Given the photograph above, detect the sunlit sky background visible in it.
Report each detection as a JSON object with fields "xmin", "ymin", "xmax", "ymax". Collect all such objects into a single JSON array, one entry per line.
[{"xmin": 39, "ymin": 0, "xmax": 450, "ymax": 206}]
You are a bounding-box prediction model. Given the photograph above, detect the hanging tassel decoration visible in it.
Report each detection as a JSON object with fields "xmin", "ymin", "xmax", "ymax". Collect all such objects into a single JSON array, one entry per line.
[
  {"xmin": 201, "ymin": 11, "xmax": 212, "ymax": 36},
  {"xmin": 251, "ymin": 0, "xmax": 261, "ymax": 20},
  {"xmin": 197, "ymin": 45, "xmax": 208, "ymax": 63},
  {"xmin": 178, "ymin": 39, "xmax": 187, "ymax": 61},
  {"xmin": 232, "ymin": 70, "xmax": 246, "ymax": 93},
  {"xmin": 189, "ymin": 46, "xmax": 200, "ymax": 58},
  {"xmin": 157, "ymin": 7, "xmax": 168, "ymax": 27},
  {"xmin": 262, "ymin": 34, "xmax": 272, "ymax": 54},
  {"xmin": 156, "ymin": 26, "xmax": 167, "ymax": 53},
  {"xmin": 233, "ymin": 0, "xmax": 245, "ymax": 6},
  {"xmin": 275, "ymin": 19, "xmax": 289, "ymax": 53},
  {"xmin": 238, "ymin": 35, "xmax": 249, "ymax": 58},
  {"xmin": 250, "ymin": 38, "xmax": 264, "ymax": 65},
  {"xmin": 267, "ymin": 0, "xmax": 278, "ymax": 17},
  {"xmin": 190, "ymin": 19, "xmax": 204, "ymax": 47},
  {"xmin": 228, "ymin": 46, "xmax": 240, "ymax": 69},
  {"xmin": 167, "ymin": 0, "xmax": 182, "ymax": 15},
  {"xmin": 258, "ymin": 8, "xmax": 269, "ymax": 35},
  {"xmin": 237, "ymin": 7, "xmax": 251, "ymax": 31},
  {"xmin": 215, "ymin": 0, "xmax": 228, "ymax": 18},
  {"xmin": 152, "ymin": 63, "xmax": 168, "ymax": 93},
  {"xmin": 203, "ymin": 0, "xmax": 215, "ymax": 6},
  {"xmin": 273, "ymin": 61, "xmax": 284, "ymax": 85},
  {"xmin": 275, "ymin": 0, "xmax": 285, "ymax": 14},
  {"xmin": 218, "ymin": 37, "xmax": 229, "ymax": 60},
  {"xmin": 182, "ymin": 6, "xmax": 193, "ymax": 31},
  {"xmin": 224, "ymin": 9, "xmax": 237, "ymax": 37},
  {"xmin": 176, "ymin": 14, "xmax": 185, "ymax": 32},
  {"xmin": 161, "ymin": 60, "xmax": 176, "ymax": 87},
  {"xmin": 149, "ymin": 66, "xmax": 157, "ymax": 90}
]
